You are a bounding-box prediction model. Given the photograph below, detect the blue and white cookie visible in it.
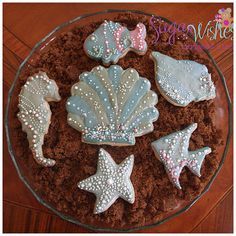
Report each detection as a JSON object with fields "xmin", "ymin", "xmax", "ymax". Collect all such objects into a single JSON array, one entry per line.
[
  {"xmin": 66, "ymin": 65, "xmax": 159, "ymax": 146},
  {"xmin": 78, "ymin": 148, "xmax": 135, "ymax": 214},
  {"xmin": 84, "ymin": 20, "xmax": 148, "ymax": 65},
  {"xmin": 150, "ymin": 51, "xmax": 216, "ymax": 107},
  {"xmin": 151, "ymin": 123, "xmax": 211, "ymax": 189},
  {"xmin": 17, "ymin": 72, "xmax": 61, "ymax": 167}
]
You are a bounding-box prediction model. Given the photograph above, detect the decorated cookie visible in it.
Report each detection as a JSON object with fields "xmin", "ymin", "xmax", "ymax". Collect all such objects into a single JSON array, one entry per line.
[
  {"xmin": 17, "ymin": 72, "xmax": 61, "ymax": 167},
  {"xmin": 78, "ymin": 148, "xmax": 135, "ymax": 214},
  {"xmin": 84, "ymin": 20, "xmax": 147, "ymax": 65},
  {"xmin": 66, "ymin": 65, "xmax": 159, "ymax": 146},
  {"xmin": 150, "ymin": 51, "xmax": 216, "ymax": 107},
  {"xmin": 151, "ymin": 123, "xmax": 211, "ymax": 189}
]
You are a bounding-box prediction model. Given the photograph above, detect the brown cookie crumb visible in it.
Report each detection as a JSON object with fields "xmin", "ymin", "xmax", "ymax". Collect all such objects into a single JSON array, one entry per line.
[{"xmin": 8, "ymin": 12, "xmax": 223, "ymax": 230}]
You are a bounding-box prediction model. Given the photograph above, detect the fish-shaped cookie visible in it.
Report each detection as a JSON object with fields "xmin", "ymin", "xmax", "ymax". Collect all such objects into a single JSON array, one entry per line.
[
  {"xmin": 150, "ymin": 51, "xmax": 216, "ymax": 107},
  {"xmin": 17, "ymin": 72, "xmax": 61, "ymax": 167},
  {"xmin": 151, "ymin": 123, "xmax": 211, "ymax": 189},
  {"xmin": 84, "ymin": 20, "xmax": 148, "ymax": 65}
]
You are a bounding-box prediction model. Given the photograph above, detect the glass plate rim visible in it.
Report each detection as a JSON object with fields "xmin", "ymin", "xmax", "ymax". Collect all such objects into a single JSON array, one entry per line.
[{"xmin": 5, "ymin": 9, "xmax": 233, "ymax": 232}]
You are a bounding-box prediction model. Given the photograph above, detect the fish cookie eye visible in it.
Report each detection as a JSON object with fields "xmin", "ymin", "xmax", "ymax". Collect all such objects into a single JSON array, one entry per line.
[
  {"xmin": 91, "ymin": 46, "xmax": 102, "ymax": 57},
  {"xmin": 92, "ymin": 46, "xmax": 99, "ymax": 53},
  {"xmin": 90, "ymin": 34, "xmax": 97, "ymax": 42}
]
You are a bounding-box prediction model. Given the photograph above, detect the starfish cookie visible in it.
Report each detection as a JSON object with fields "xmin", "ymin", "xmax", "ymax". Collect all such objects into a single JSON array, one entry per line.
[
  {"xmin": 151, "ymin": 123, "xmax": 211, "ymax": 189},
  {"xmin": 78, "ymin": 148, "xmax": 135, "ymax": 214}
]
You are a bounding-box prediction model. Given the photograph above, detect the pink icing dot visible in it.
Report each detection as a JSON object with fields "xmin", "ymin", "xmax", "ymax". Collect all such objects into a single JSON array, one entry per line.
[
  {"xmin": 224, "ymin": 20, "xmax": 229, "ymax": 26},
  {"xmin": 114, "ymin": 26, "xmax": 126, "ymax": 52},
  {"xmin": 130, "ymin": 23, "xmax": 146, "ymax": 51}
]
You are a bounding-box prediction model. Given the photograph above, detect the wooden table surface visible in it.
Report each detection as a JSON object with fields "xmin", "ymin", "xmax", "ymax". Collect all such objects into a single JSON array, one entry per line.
[{"xmin": 3, "ymin": 3, "xmax": 233, "ymax": 233}]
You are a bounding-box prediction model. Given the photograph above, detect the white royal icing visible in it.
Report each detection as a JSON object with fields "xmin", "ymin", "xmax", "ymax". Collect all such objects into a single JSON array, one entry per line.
[
  {"xmin": 84, "ymin": 20, "xmax": 148, "ymax": 65},
  {"xmin": 17, "ymin": 72, "xmax": 61, "ymax": 167},
  {"xmin": 151, "ymin": 123, "xmax": 212, "ymax": 189},
  {"xmin": 78, "ymin": 148, "xmax": 135, "ymax": 214},
  {"xmin": 66, "ymin": 65, "xmax": 159, "ymax": 146},
  {"xmin": 151, "ymin": 51, "xmax": 216, "ymax": 107}
]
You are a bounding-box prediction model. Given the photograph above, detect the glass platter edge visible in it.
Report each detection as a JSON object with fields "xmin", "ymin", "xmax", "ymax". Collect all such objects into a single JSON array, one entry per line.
[{"xmin": 5, "ymin": 9, "xmax": 233, "ymax": 232}]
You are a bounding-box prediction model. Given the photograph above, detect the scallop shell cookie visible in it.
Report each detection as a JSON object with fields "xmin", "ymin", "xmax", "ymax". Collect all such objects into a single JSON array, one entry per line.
[
  {"xmin": 17, "ymin": 72, "xmax": 61, "ymax": 167},
  {"xmin": 150, "ymin": 51, "xmax": 216, "ymax": 107},
  {"xmin": 66, "ymin": 65, "xmax": 159, "ymax": 146},
  {"xmin": 84, "ymin": 20, "xmax": 148, "ymax": 65}
]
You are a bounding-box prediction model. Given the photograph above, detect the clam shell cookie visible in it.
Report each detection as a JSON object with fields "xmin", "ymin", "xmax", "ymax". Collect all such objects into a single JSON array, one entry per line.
[
  {"xmin": 84, "ymin": 20, "xmax": 148, "ymax": 65},
  {"xmin": 66, "ymin": 65, "xmax": 159, "ymax": 146},
  {"xmin": 17, "ymin": 72, "xmax": 61, "ymax": 167},
  {"xmin": 150, "ymin": 51, "xmax": 216, "ymax": 107},
  {"xmin": 151, "ymin": 123, "xmax": 212, "ymax": 189}
]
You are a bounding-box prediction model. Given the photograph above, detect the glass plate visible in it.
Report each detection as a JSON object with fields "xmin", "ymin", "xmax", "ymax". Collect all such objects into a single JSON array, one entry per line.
[{"xmin": 5, "ymin": 9, "xmax": 232, "ymax": 232}]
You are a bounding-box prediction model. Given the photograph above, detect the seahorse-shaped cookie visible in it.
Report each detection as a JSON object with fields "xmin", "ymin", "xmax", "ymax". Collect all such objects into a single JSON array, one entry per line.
[{"xmin": 17, "ymin": 72, "xmax": 61, "ymax": 167}]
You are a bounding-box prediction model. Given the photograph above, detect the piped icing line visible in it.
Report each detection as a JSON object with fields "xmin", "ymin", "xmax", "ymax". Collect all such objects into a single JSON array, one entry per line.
[
  {"xmin": 115, "ymin": 26, "xmax": 126, "ymax": 52},
  {"xmin": 66, "ymin": 65, "xmax": 159, "ymax": 146},
  {"xmin": 78, "ymin": 148, "xmax": 135, "ymax": 214},
  {"xmin": 151, "ymin": 123, "xmax": 212, "ymax": 189},
  {"xmin": 150, "ymin": 51, "xmax": 216, "ymax": 107},
  {"xmin": 84, "ymin": 20, "xmax": 148, "ymax": 65},
  {"xmin": 17, "ymin": 72, "xmax": 61, "ymax": 167},
  {"xmin": 130, "ymin": 23, "xmax": 147, "ymax": 52}
]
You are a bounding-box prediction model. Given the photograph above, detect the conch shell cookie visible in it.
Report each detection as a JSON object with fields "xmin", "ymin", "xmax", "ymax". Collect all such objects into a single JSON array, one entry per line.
[
  {"xmin": 84, "ymin": 20, "xmax": 148, "ymax": 65},
  {"xmin": 17, "ymin": 72, "xmax": 61, "ymax": 167},
  {"xmin": 151, "ymin": 123, "xmax": 212, "ymax": 189},
  {"xmin": 150, "ymin": 51, "xmax": 216, "ymax": 107},
  {"xmin": 66, "ymin": 65, "xmax": 159, "ymax": 146}
]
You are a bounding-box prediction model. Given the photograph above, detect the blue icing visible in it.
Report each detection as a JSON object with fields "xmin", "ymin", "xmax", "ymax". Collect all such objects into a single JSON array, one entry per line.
[
  {"xmin": 66, "ymin": 96, "xmax": 98, "ymax": 128},
  {"xmin": 80, "ymin": 72, "xmax": 115, "ymax": 123},
  {"xmin": 84, "ymin": 21, "xmax": 124, "ymax": 65},
  {"xmin": 84, "ymin": 21, "xmax": 147, "ymax": 65},
  {"xmin": 129, "ymin": 107, "xmax": 158, "ymax": 130},
  {"xmin": 108, "ymin": 66, "xmax": 123, "ymax": 94},
  {"xmin": 151, "ymin": 123, "xmax": 212, "ymax": 189},
  {"xmin": 66, "ymin": 65, "xmax": 158, "ymax": 146},
  {"xmin": 119, "ymin": 79, "xmax": 150, "ymax": 124},
  {"xmin": 151, "ymin": 51, "xmax": 216, "ymax": 107}
]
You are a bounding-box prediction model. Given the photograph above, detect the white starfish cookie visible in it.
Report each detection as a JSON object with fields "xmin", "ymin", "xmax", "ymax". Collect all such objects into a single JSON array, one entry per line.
[{"xmin": 78, "ymin": 148, "xmax": 135, "ymax": 214}]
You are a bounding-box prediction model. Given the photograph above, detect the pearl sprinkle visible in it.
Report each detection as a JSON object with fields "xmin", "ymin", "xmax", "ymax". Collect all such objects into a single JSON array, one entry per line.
[
  {"xmin": 66, "ymin": 65, "xmax": 159, "ymax": 146},
  {"xmin": 78, "ymin": 148, "xmax": 135, "ymax": 214},
  {"xmin": 151, "ymin": 51, "xmax": 216, "ymax": 107},
  {"xmin": 152, "ymin": 123, "xmax": 212, "ymax": 189},
  {"xmin": 17, "ymin": 71, "xmax": 61, "ymax": 167},
  {"xmin": 84, "ymin": 20, "xmax": 148, "ymax": 65}
]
